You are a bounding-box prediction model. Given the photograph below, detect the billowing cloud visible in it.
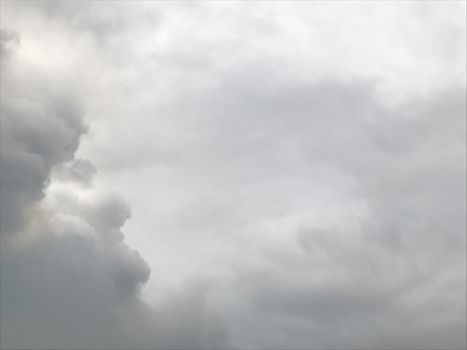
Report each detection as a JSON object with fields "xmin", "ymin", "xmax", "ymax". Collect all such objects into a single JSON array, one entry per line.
[
  {"xmin": 0, "ymin": 1, "xmax": 465, "ymax": 350},
  {"xmin": 0, "ymin": 24, "xmax": 226, "ymax": 350}
]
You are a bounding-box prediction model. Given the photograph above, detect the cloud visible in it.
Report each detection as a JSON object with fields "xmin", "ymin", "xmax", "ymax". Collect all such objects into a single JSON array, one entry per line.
[
  {"xmin": 0, "ymin": 30, "xmax": 86, "ymax": 236},
  {"xmin": 0, "ymin": 26, "xmax": 226, "ymax": 349},
  {"xmin": 157, "ymin": 76, "xmax": 465, "ymax": 349},
  {"xmin": 53, "ymin": 158, "xmax": 97, "ymax": 187},
  {"xmin": 0, "ymin": 1, "xmax": 465, "ymax": 349}
]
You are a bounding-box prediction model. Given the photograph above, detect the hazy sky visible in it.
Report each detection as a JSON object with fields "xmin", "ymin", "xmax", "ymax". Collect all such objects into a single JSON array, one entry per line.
[{"xmin": 0, "ymin": 1, "xmax": 466, "ymax": 349}]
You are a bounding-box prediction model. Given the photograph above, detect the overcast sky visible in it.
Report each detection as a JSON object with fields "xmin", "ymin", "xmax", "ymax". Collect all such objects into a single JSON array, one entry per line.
[{"xmin": 0, "ymin": 1, "xmax": 466, "ymax": 349}]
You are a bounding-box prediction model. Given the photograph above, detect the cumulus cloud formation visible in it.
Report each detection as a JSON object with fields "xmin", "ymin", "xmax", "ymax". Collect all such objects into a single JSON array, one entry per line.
[
  {"xmin": 0, "ymin": 1, "xmax": 465, "ymax": 349},
  {"xmin": 0, "ymin": 17, "xmax": 225, "ymax": 350}
]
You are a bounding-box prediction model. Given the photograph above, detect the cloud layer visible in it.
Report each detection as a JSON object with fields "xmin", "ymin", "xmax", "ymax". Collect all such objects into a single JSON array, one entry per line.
[{"xmin": 1, "ymin": 1, "xmax": 465, "ymax": 349}]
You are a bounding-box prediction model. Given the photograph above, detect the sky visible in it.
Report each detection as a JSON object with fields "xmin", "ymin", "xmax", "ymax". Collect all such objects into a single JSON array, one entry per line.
[{"xmin": 0, "ymin": 1, "xmax": 466, "ymax": 349}]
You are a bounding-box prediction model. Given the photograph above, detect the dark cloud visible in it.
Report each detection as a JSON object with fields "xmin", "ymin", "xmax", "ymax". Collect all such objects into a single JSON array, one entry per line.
[
  {"xmin": 0, "ymin": 27, "xmax": 226, "ymax": 349},
  {"xmin": 0, "ymin": 29, "xmax": 86, "ymax": 236}
]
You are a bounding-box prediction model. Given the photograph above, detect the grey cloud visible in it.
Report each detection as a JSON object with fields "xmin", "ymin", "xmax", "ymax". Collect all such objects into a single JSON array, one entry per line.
[
  {"xmin": 1, "ymin": 2, "xmax": 465, "ymax": 350},
  {"xmin": 54, "ymin": 158, "xmax": 97, "ymax": 187},
  {"xmin": 0, "ymin": 29, "xmax": 86, "ymax": 235},
  {"xmin": 0, "ymin": 28, "xmax": 19, "ymax": 61},
  {"xmin": 0, "ymin": 26, "xmax": 226, "ymax": 349},
  {"xmin": 82, "ymin": 43, "xmax": 464, "ymax": 348},
  {"xmin": 211, "ymin": 85, "xmax": 466, "ymax": 349},
  {"xmin": 153, "ymin": 282, "xmax": 229, "ymax": 349},
  {"xmin": 132, "ymin": 62, "xmax": 464, "ymax": 348}
]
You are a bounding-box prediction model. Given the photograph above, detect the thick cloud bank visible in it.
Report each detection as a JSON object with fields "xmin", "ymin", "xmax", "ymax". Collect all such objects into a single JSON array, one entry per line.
[
  {"xmin": 1, "ymin": 1, "xmax": 466, "ymax": 349},
  {"xmin": 0, "ymin": 25, "xmax": 225, "ymax": 350}
]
